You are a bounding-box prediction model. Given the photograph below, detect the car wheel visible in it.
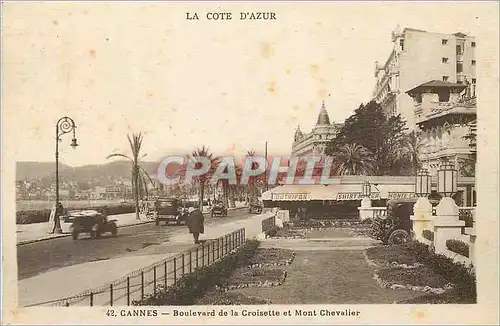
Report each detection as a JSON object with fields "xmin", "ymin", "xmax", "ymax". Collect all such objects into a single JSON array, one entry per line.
[{"xmin": 388, "ymin": 229, "xmax": 410, "ymax": 245}]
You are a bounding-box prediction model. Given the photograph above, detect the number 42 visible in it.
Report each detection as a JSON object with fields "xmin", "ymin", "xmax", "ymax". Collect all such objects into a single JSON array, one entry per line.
[{"xmin": 106, "ymin": 310, "xmax": 116, "ymax": 317}]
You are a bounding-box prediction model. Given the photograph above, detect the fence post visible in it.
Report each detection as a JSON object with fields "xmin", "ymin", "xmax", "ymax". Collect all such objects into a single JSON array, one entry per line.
[
  {"xmin": 208, "ymin": 241, "xmax": 211, "ymax": 264},
  {"xmin": 173, "ymin": 258, "xmax": 177, "ymax": 284},
  {"xmin": 196, "ymin": 247, "xmax": 199, "ymax": 268},
  {"xmin": 153, "ymin": 266, "xmax": 157, "ymax": 295},
  {"xmin": 110, "ymin": 284, "xmax": 113, "ymax": 306},
  {"xmin": 141, "ymin": 271, "xmax": 144, "ymax": 300},
  {"xmin": 189, "ymin": 250, "xmax": 192, "ymax": 273},
  {"xmin": 164, "ymin": 261, "xmax": 167, "ymax": 287},
  {"xmin": 182, "ymin": 254, "xmax": 185, "ymax": 276},
  {"xmin": 127, "ymin": 277, "xmax": 130, "ymax": 306},
  {"xmin": 89, "ymin": 292, "xmax": 94, "ymax": 307},
  {"xmin": 217, "ymin": 238, "xmax": 220, "ymax": 260}
]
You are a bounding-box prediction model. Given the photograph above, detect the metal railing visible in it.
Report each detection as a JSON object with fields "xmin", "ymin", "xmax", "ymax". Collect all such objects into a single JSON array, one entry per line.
[
  {"xmin": 261, "ymin": 215, "xmax": 276, "ymax": 233},
  {"xmin": 28, "ymin": 228, "xmax": 246, "ymax": 307}
]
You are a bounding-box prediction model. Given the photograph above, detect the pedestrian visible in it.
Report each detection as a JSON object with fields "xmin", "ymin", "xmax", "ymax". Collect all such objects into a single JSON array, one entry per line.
[{"xmin": 187, "ymin": 206, "xmax": 205, "ymax": 244}]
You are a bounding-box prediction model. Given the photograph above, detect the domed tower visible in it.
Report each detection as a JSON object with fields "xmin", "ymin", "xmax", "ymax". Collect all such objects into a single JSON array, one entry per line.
[
  {"xmin": 294, "ymin": 124, "xmax": 304, "ymax": 142},
  {"xmin": 316, "ymin": 101, "xmax": 331, "ymax": 126}
]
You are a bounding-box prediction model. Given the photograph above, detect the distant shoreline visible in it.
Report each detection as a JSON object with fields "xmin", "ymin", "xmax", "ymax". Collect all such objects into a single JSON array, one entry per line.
[{"xmin": 16, "ymin": 199, "xmax": 132, "ymax": 212}]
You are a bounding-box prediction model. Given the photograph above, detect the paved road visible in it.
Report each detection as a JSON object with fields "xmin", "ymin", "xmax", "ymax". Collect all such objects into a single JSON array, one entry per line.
[{"xmin": 18, "ymin": 208, "xmax": 251, "ymax": 280}]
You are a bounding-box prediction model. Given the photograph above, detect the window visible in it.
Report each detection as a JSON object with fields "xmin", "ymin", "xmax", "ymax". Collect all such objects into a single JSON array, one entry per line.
[
  {"xmin": 456, "ymin": 45, "xmax": 463, "ymax": 55},
  {"xmin": 442, "ymin": 76, "xmax": 449, "ymax": 82},
  {"xmin": 472, "ymin": 78, "xmax": 476, "ymax": 84},
  {"xmin": 438, "ymin": 91, "xmax": 450, "ymax": 102},
  {"xmin": 471, "ymin": 41, "xmax": 476, "ymax": 47},
  {"xmin": 442, "ymin": 57, "xmax": 449, "ymax": 63},
  {"xmin": 442, "ymin": 39, "xmax": 448, "ymax": 45},
  {"xmin": 400, "ymin": 39, "xmax": 404, "ymax": 51},
  {"xmin": 456, "ymin": 61, "xmax": 463, "ymax": 73},
  {"xmin": 471, "ymin": 60, "xmax": 476, "ymax": 66}
]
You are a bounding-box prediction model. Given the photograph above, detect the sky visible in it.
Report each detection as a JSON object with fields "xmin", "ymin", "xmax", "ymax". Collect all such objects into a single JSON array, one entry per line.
[{"xmin": 3, "ymin": 2, "xmax": 497, "ymax": 166}]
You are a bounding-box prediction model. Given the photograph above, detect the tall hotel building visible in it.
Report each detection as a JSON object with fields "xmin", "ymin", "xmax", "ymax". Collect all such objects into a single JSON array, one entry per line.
[{"xmin": 372, "ymin": 26, "xmax": 476, "ymax": 130}]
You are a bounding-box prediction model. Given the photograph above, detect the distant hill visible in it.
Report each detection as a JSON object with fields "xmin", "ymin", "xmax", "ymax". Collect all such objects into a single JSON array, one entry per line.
[{"xmin": 16, "ymin": 161, "xmax": 160, "ymax": 182}]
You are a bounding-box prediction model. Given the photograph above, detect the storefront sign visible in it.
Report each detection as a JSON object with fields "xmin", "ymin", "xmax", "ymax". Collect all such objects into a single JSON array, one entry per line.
[
  {"xmin": 387, "ymin": 192, "xmax": 417, "ymax": 200},
  {"xmin": 337, "ymin": 192, "xmax": 380, "ymax": 201},
  {"xmin": 272, "ymin": 193, "xmax": 310, "ymax": 201}
]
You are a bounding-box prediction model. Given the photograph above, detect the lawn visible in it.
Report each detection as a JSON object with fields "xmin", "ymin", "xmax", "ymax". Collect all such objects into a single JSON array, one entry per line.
[
  {"xmin": 195, "ymin": 290, "xmax": 270, "ymax": 305},
  {"xmin": 377, "ymin": 266, "xmax": 451, "ymax": 289},
  {"xmin": 232, "ymin": 250, "xmax": 420, "ymax": 304},
  {"xmin": 366, "ymin": 244, "xmax": 420, "ymax": 267}
]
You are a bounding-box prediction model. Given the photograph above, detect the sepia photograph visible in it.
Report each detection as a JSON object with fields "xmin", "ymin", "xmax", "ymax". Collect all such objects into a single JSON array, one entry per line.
[{"xmin": 1, "ymin": 1, "xmax": 499, "ymax": 325}]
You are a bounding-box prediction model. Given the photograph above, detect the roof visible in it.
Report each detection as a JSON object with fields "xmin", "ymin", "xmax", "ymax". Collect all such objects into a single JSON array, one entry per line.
[
  {"xmin": 406, "ymin": 80, "xmax": 467, "ymax": 96},
  {"xmin": 316, "ymin": 101, "xmax": 331, "ymax": 126}
]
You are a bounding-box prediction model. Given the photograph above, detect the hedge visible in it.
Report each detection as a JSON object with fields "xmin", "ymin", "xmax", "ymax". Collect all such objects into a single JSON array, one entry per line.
[
  {"xmin": 446, "ymin": 239, "xmax": 470, "ymax": 258},
  {"xmin": 422, "ymin": 229, "xmax": 434, "ymax": 242},
  {"xmin": 16, "ymin": 204, "xmax": 136, "ymax": 224},
  {"xmin": 459, "ymin": 210, "xmax": 474, "ymax": 228},
  {"xmin": 404, "ymin": 241, "xmax": 476, "ymax": 303},
  {"xmin": 133, "ymin": 239, "xmax": 260, "ymax": 306}
]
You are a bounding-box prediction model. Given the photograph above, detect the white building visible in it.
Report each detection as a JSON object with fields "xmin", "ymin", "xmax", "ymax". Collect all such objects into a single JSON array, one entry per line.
[
  {"xmin": 291, "ymin": 101, "xmax": 342, "ymax": 157},
  {"xmin": 372, "ymin": 26, "xmax": 476, "ymax": 130}
]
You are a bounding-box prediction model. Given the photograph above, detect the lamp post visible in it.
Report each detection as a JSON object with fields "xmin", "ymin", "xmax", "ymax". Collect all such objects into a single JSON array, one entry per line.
[
  {"xmin": 359, "ymin": 180, "xmax": 372, "ymax": 220},
  {"xmin": 433, "ymin": 159, "xmax": 464, "ymax": 253},
  {"xmin": 411, "ymin": 168, "xmax": 433, "ymax": 242},
  {"xmin": 52, "ymin": 117, "xmax": 78, "ymax": 234}
]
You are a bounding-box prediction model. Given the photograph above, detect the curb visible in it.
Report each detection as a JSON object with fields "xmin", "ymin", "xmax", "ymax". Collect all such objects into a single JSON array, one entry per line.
[
  {"xmin": 17, "ymin": 207, "xmax": 248, "ymax": 246},
  {"xmin": 17, "ymin": 220, "xmax": 154, "ymax": 246}
]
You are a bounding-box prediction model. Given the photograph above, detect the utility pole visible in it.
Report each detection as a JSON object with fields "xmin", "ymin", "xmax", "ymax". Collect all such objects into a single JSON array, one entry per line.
[{"xmin": 264, "ymin": 141, "xmax": 268, "ymax": 191}]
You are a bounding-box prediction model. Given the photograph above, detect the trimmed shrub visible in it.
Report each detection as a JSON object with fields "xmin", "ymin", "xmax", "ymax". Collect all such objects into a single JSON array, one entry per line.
[
  {"xmin": 459, "ymin": 210, "xmax": 474, "ymax": 227},
  {"xmin": 446, "ymin": 239, "xmax": 470, "ymax": 258},
  {"xmin": 265, "ymin": 226, "xmax": 279, "ymax": 237},
  {"xmin": 133, "ymin": 240, "xmax": 260, "ymax": 306},
  {"xmin": 404, "ymin": 241, "xmax": 476, "ymax": 303},
  {"xmin": 422, "ymin": 229, "xmax": 434, "ymax": 241}
]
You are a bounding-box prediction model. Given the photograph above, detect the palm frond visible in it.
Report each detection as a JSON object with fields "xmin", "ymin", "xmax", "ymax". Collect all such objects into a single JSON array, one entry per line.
[{"xmin": 106, "ymin": 153, "xmax": 133, "ymax": 162}]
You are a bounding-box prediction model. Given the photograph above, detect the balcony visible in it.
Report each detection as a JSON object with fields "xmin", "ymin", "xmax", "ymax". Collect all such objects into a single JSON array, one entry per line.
[{"xmin": 415, "ymin": 99, "xmax": 476, "ymax": 124}]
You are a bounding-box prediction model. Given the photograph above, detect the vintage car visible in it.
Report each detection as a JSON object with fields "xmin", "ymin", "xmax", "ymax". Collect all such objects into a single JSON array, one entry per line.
[
  {"xmin": 66, "ymin": 209, "xmax": 118, "ymax": 240},
  {"xmin": 153, "ymin": 197, "xmax": 188, "ymax": 226},
  {"xmin": 370, "ymin": 198, "xmax": 439, "ymax": 245},
  {"xmin": 211, "ymin": 202, "xmax": 228, "ymax": 217},
  {"xmin": 248, "ymin": 201, "xmax": 263, "ymax": 214}
]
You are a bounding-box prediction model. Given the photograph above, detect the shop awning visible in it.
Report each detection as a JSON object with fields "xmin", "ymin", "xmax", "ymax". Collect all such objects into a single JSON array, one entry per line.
[{"xmin": 262, "ymin": 184, "xmax": 417, "ymax": 201}]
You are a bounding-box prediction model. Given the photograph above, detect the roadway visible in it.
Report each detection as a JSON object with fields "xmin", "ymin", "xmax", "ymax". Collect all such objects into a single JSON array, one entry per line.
[{"xmin": 17, "ymin": 208, "xmax": 252, "ymax": 280}]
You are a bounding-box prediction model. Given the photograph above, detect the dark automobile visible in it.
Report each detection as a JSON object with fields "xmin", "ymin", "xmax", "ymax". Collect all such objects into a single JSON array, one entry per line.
[
  {"xmin": 154, "ymin": 198, "xmax": 188, "ymax": 226},
  {"xmin": 370, "ymin": 198, "xmax": 439, "ymax": 245},
  {"xmin": 211, "ymin": 202, "xmax": 228, "ymax": 217},
  {"xmin": 249, "ymin": 201, "xmax": 263, "ymax": 214},
  {"xmin": 67, "ymin": 210, "xmax": 118, "ymax": 240}
]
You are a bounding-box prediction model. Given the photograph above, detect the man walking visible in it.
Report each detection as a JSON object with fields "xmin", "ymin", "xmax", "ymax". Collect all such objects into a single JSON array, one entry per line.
[{"xmin": 187, "ymin": 206, "xmax": 205, "ymax": 244}]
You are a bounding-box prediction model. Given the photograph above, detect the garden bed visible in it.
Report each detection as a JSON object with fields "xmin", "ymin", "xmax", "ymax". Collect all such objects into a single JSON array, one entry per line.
[
  {"xmin": 220, "ymin": 267, "xmax": 287, "ymax": 290},
  {"xmin": 375, "ymin": 266, "xmax": 452, "ymax": 294},
  {"xmin": 196, "ymin": 290, "xmax": 271, "ymax": 305},
  {"xmin": 267, "ymin": 227, "xmax": 306, "ymax": 239},
  {"xmin": 247, "ymin": 248, "xmax": 295, "ymax": 268},
  {"xmin": 365, "ymin": 245, "xmax": 421, "ymax": 268}
]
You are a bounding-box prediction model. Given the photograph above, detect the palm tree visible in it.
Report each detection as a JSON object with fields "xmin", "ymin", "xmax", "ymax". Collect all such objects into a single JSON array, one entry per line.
[
  {"xmin": 107, "ymin": 133, "xmax": 153, "ymax": 220},
  {"xmin": 189, "ymin": 146, "xmax": 220, "ymax": 209},
  {"xmin": 402, "ymin": 131, "xmax": 425, "ymax": 175},
  {"xmin": 332, "ymin": 143, "xmax": 376, "ymax": 175},
  {"xmin": 245, "ymin": 150, "xmax": 259, "ymax": 203}
]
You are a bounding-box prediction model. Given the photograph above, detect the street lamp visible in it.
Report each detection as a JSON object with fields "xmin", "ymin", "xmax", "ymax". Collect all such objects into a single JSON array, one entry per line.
[
  {"xmin": 437, "ymin": 160, "xmax": 458, "ymax": 197},
  {"xmin": 415, "ymin": 168, "xmax": 432, "ymax": 197},
  {"xmin": 361, "ymin": 181, "xmax": 371, "ymax": 198},
  {"xmin": 53, "ymin": 116, "xmax": 78, "ymax": 234}
]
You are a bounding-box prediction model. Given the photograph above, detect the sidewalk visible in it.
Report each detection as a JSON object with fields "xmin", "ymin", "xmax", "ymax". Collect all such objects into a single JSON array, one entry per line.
[
  {"xmin": 16, "ymin": 203, "xmax": 248, "ymax": 246},
  {"xmin": 18, "ymin": 211, "xmax": 272, "ymax": 307},
  {"xmin": 16, "ymin": 213, "xmax": 152, "ymax": 245}
]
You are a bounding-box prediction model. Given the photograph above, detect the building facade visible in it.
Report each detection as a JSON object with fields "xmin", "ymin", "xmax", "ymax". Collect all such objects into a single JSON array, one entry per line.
[
  {"xmin": 372, "ymin": 27, "xmax": 476, "ymax": 130},
  {"xmin": 291, "ymin": 101, "xmax": 342, "ymax": 157},
  {"xmin": 406, "ymin": 80, "xmax": 476, "ymax": 181}
]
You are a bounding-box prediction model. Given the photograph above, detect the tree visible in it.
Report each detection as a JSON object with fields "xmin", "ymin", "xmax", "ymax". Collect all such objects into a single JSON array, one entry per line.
[
  {"xmin": 460, "ymin": 119, "xmax": 477, "ymax": 177},
  {"xmin": 107, "ymin": 133, "xmax": 153, "ymax": 220},
  {"xmin": 326, "ymin": 101, "xmax": 410, "ymax": 175},
  {"xmin": 190, "ymin": 146, "xmax": 220, "ymax": 210},
  {"xmin": 331, "ymin": 143, "xmax": 376, "ymax": 175}
]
